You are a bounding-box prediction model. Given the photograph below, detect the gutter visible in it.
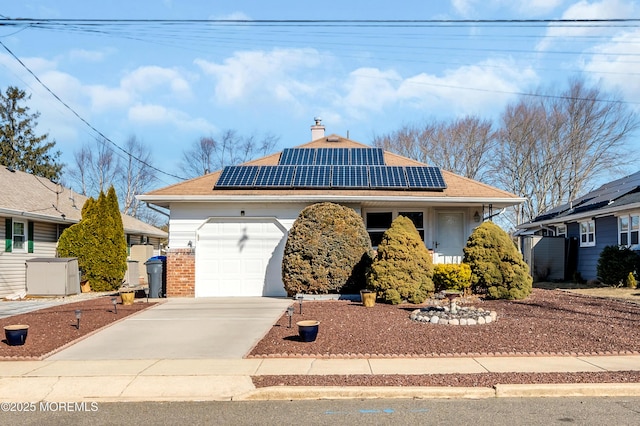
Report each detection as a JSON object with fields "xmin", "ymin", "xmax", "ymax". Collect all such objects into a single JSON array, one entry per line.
[{"xmin": 0, "ymin": 207, "xmax": 75, "ymax": 224}]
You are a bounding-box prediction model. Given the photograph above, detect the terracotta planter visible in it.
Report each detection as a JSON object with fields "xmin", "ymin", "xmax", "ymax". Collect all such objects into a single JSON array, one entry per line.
[
  {"xmin": 360, "ymin": 290, "xmax": 376, "ymax": 307},
  {"xmin": 296, "ymin": 320, "xmax": 320, "ymax": 342},
  {"xmin": 120, "ymin": 291, "xmax": 135, "ymax": 305},
  {"xmin": 4, "ymin": 324, "xmax": 29, "ymax": 346}
]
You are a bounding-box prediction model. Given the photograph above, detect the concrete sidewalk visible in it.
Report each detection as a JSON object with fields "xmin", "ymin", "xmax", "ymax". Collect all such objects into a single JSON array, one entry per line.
[{"xmin": 1, "ymin": 355, "xmax": 639, "ymax": 402}]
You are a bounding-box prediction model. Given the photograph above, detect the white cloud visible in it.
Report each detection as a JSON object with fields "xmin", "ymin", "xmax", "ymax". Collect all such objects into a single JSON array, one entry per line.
[
  {"xmin": 537, "ymin": 0, "xmax": 637, "ymax": 50},
  {"xmin": 68, "ymin": 48, "xmax": 112, "ymax": 63},
  {"xmin": 120, "ymin": 65, "xmax": 192, "ymax": 100},
  {"xmin": 128, "ymin": 103, "xmax": 216, "ymax": 133},
  {"xmin": 340, "ymin": 68, "xmax": 403, "ymax": 118},
  {"xmin": 210, "ymin": 11, "xmax": 252, "ymax": 21},
  {"xmin": 195, "ymin": 48, "xmax": 325, "ymax": 104}
]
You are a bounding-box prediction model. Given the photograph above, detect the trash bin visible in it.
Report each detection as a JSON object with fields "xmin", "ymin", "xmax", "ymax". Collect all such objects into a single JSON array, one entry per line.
[{"xmin": 145, "ymin": 256, "xmax": 166, "ymax": 298}]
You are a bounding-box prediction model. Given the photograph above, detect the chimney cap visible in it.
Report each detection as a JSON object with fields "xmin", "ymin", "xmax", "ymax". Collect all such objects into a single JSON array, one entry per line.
[{"xmin": 314, "ymin": 117, "xmax": 322, "ymax": 125}]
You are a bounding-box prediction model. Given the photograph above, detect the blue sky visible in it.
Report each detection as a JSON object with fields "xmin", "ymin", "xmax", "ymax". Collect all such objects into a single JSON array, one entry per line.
[{"xmin": 1, "ymin": 1, "xmax": 640, "ymax": 188}]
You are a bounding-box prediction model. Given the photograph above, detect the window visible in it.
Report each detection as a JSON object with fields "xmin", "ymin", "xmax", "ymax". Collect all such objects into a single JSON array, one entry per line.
[
  {"xmin": 12, "ymin": 221, "xmax": 26, "ymax": 252},
  {"xmin": 556, "ymin": 225, "xmax": 567, "ymax": 237},
  {"xmin": 580, "ymin": 220, "xmax": 595, "ymax": 247},
  {"xmin": 618, "ymin": 214, "xmax": 639, "ymax": 246},
  {"xmin": 365, "ymin": 210, "xmax": 425, "ymax": 247}
]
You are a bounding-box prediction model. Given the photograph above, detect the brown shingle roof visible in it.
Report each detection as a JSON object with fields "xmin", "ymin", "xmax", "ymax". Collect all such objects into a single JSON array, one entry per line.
[
  {"xmin": 142, "ymin": 135, "xmax": 520, "ymax": 203},
  {"xmin": 0, "ymin": 166, "xmax": 166, "ymax": 238}
]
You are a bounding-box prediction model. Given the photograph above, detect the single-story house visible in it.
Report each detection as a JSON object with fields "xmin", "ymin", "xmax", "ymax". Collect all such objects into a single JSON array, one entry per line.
[
  {"xmin": 516, "ymin": 170, "xmax": 640, "ymax": 282},
  {"xmin": 139, "ymin": 120, "xmax": 525, "ymax": 298},
  {"xmin": 0, "ymin": 165, "xmax": 168, "ymax": 298}
]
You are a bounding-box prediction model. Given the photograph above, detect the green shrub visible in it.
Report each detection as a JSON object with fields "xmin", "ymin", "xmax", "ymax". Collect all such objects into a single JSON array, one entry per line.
[
  {"xmin": 463, "ymin": 221, "xmax": 532, "ymax": 300},
  {"xmin": 282, "ymin": 202, "xmax": 373, "ymax": 296},
  {"xmin": 433, "ymin": 263, "xmax": 472, "ymax": 294},
  {"xmin": 597, "ymin": 245, "xmax": 640, "ymax": 286},
  {"xmin": 57, "ymin": 186, "xmax": 128, "ymax": 292},
  {"xmin": 367, "ymin": 215, "xmax": 434, "ymax": 304}
]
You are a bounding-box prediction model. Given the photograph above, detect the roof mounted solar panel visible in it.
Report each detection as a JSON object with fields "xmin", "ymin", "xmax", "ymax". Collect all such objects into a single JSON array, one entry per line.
[
  {"xmin": 332, "ymin": 166, "xmax": 368, "ymax": 188},
  {"xmin": 293, "ymin": 165, "xmax": 331, "ymax": 187},
  {"xmin": 350, "ymin": 148, "xmax": 384, "ymax": 165},
  {"xmin": 279, "ymin": 148, "xmax": 315, "ymax": 165},
  {"xmin": 405, "ymin": 166, "xmax": 446, "ymax": 190},
  {"xmin": 254, "ymin": 166, "xmax": 295, "ymax": 187},
  {"xmin": 315, "ymin": 148, "xmax": 349, "ymax": 165},
  {"xmin": 369, "ymin": 166, "xmax": 407, "ymax": 188},
  {"xmin": 216, "ymin": 166, "xmax": 259, "ymax": 187}
]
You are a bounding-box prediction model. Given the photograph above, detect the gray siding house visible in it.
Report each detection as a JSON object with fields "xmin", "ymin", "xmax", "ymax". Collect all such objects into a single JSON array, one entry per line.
[
  {"xmin": 517, "ymin": 171, "xmax": 640, "ymax": 281},
  {"xmin": 0, "ymin": 166, "xmax": 167, "ymax": 298}
]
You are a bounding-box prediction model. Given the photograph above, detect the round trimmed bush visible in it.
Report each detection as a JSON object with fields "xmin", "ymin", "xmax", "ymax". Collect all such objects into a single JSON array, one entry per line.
[
  {"xmin": 367, "ymin": 215, "xmax": 434, "ymax": 304},
  {"xmin": 463, "ymin": 221, "xmax": 532, "ymax": 300},
  {"xmin": 282, "ymin": 202, "xmax": 373, "ymax": 296}
]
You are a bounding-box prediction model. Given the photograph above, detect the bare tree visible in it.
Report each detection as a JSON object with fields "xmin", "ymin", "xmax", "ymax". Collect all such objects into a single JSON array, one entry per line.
[
  {"xmin": 491, "ymin": 78, "xmax": 639, "ymax": 226},
  {"xmin": 180, "ymin": 130, "xmax": 279, "ymax": 178},
  {"xmin": 372, "ymin": 115, "xmax": 495, "ymax": 180},
  {"xmin": 66, "ymin": 135, "xmax": 160, "ymax": 224}
]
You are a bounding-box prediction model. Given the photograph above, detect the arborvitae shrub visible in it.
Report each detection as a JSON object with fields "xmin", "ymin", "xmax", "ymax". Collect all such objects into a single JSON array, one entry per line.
[
  {"xmin": 57, "ymin": 186, "xmax": 128, "ymax": 292},
  {"xmin": 432, "ymin": 263, "xmax": 472, "ymax": 294},
  {"xmin": 597, "ymin": 245, "xmax": 640, "ymax": 286},
  {"xmin": 462, "ymin": 221, "xmax": 532, "ymax": 300},
  {"xmin": 282, "ymin": 202, "xmax": 373, "ymax": 296},
  {"xmin": 367, "ymin": 215, "xmax": 434, "ymax": 304}
]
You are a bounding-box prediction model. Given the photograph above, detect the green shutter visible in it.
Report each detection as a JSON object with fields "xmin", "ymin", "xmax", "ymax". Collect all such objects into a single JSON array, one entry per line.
[
  {"xmin": 4, "ymin": 218, "xmax": 12, "ymax": 252},
  {"xmin": 28, "ymin": 221, "xmax": 34, "ymax": 253}
]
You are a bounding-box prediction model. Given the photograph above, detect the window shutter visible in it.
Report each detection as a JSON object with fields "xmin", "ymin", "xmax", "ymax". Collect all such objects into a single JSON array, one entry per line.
[
  {"xmin": 28, "ymin": 221, "xmax": 34, "ymax": 253},
  {"xmin": 4, "ymin": 218, "xmax": 12, "ymax": 252}
]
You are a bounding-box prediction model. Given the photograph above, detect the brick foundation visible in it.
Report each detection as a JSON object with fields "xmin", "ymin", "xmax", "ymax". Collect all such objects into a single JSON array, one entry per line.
[{"xmin": 166, "ymin": 248, "xmax": 195, "ymax": 297}]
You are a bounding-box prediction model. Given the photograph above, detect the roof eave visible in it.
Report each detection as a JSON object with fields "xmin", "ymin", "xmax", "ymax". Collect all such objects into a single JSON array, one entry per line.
[{"xmin": 518, "ymin": 201, "xmax": 640, "ymax": 229}]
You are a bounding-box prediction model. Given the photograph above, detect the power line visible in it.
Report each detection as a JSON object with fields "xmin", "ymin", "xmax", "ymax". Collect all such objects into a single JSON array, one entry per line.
[{"xmin": 0, "ymin": 40, "xmax": 188, "ymax": 181}]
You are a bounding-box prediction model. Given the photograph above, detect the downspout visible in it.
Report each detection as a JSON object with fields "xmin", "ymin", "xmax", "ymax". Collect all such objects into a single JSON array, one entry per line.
[{"xmin": 483, "ymin": 208, "xmax": 505, "ymax": 221}]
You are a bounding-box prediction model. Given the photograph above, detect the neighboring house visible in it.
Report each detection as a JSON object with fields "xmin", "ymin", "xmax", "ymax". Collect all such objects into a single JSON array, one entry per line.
[
  {"xmin": 0, "ymin": 166, "xmax": 168, "ymax": 298},
  {"xmin": 517, "ymin": 171, "xmax": 640, "ymax": 282},
  {"xmin": 139, "ymin": 120, "xmax": 525, "ymax": 298}
]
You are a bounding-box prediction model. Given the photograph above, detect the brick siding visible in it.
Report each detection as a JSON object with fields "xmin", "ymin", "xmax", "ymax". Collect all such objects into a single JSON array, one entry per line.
[{"xmin": 166, "ymin": 248, "xmax": 195, "ymax": 297}]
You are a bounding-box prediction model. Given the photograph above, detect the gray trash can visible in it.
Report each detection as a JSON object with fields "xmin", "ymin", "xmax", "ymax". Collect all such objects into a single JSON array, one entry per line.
[{"xmin": 145, "ymin": 256, "xmax": 166, "ymax": 298}]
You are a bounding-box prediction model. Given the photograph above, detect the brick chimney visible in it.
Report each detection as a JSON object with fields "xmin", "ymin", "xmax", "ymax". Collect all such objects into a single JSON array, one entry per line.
[{"xmin": 310, "ymin": 117, "xmax": 325, "ymax": 140}]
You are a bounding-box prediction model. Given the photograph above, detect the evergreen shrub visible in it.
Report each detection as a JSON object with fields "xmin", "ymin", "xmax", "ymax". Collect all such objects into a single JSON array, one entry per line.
[
  {"xmin": 367, "ymin": 215, "xmax": 434, "ymax": 304},
  {"xmin": 57, "ymin": 186, "xmax": 128, "ymax": 291},
  {"xmin": 282, "ymin": 202, "xmax": 373, "ymax": 296},
  {"xmin": 432, "ymin": 263, "xmax": 472, "ymax": 294},
  {"xmin": 597, "ymin": 245, "xmax": 640, "ymax": 286},
  {"xmin": 463, "ymin": 221, "xmax": 532, "ymax": 300}
]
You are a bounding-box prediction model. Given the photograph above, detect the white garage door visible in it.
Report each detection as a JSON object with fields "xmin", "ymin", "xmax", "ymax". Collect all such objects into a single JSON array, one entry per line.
[{"xmin": 195, "ymin": 218, "xmax": 287, "ymax": 297}]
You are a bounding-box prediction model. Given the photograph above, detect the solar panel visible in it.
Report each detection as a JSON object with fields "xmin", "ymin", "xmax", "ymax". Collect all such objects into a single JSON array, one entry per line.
[
  {"xmin": 216, "ymin": 166, "xmax": 259, "ymax": 187},
  {"xmin": 254, "ymin": 166, "xmax": 295, "ymax": 187},
  {"xmin": 293, "ymin": 165, "xmax": 331, "ymax": 187},
  {"xmin": 279, "ymin": 148, "xmax": 315, "ymax": 165},
  {"xmin": 350, "ymin": 148, "xmax": 385, "ymax": 165},
  {"xmin": 315, "ymin": 148, "xmax": 349, "ymax": 165},
  {"xmin": 369, "ymin": 166, "xmax": 407, "ymax": 188},
  {"xmin": 331, "ymin": 166, "xmax": 369, "ymax": 188},
  {"xmin": 405, "ymin": 166, "xmax": 446, "ymax": 189}
]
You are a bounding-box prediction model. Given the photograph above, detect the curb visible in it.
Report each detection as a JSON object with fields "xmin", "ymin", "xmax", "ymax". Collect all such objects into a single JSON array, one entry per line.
[{"xmin": 236, "ymin": 383, "xmax": 640, "ymax": 401}]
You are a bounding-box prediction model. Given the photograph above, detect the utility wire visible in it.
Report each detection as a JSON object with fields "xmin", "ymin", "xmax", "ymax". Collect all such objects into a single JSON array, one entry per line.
[{"xmin": 0, "ymin": 40, "xmax": 188, "ymax": 181}]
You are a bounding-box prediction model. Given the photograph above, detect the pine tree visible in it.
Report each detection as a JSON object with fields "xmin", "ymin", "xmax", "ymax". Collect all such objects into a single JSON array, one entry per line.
[{"xmin": 0, "ymin": 86, "xmax": 62, "ymax": 180}]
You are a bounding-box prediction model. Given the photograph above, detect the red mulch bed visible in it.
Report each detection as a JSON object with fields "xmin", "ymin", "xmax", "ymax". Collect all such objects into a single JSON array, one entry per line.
[{"xmin": 0, "ymin": 297, "xmax": 155, "ymax": 360}]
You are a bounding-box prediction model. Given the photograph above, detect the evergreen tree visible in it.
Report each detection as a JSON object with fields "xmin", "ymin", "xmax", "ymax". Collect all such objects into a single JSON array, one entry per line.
[
  {"xmin": 367, "ymin": 216, "xmax": 434, "ymax": 304},
  {"xmin": 0, "ymin": 86, "xmax": 62, "ymax": 180},
  {"xmin": 57, "ymin": 186, "xmax": 128, "ymax": 291}
]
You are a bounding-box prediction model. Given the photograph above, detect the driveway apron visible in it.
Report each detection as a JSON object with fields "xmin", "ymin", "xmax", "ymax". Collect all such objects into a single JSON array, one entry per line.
[{"xmin": 46, "ymin": 297, "xmax": 292, "ymax": 360}]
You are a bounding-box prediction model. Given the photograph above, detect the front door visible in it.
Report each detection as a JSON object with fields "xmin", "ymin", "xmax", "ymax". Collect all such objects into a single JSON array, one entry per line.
[{"xmin": 434, "ymin": 212, "xmax": 465, "ymax": 264}]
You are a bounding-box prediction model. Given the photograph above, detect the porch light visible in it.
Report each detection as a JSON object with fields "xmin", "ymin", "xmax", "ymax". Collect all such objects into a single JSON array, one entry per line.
[
  {"xmin": 286, "ymin": 306, "xmax": 294, "ymax": 328},
  {"xmin": 75, "ymin": 309, "xmax": 82, "ymax": 329},
  {"xmin": 474, "ymin": 211, "xmax": 481, "ymax": 223},
  {"xmin": 111, "ymin": 297, "xmax": 118, "ymax": 314}
]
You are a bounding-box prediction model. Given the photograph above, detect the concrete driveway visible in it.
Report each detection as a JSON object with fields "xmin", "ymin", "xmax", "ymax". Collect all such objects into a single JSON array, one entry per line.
[{"xmin": 47, "ymin": 297, "xmax": 293, "ymax": 360}]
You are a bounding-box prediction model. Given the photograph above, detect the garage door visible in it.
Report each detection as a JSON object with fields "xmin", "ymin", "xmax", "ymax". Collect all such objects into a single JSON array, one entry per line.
[{"xmin": 195, "ymin": 218, "xmax": 287, "ymax": 297}]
